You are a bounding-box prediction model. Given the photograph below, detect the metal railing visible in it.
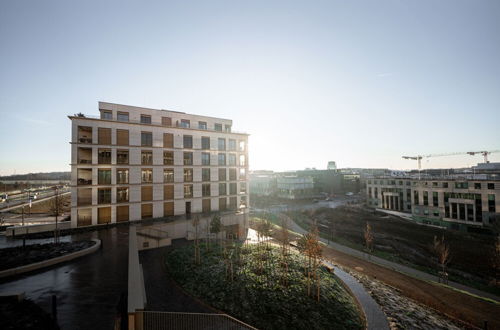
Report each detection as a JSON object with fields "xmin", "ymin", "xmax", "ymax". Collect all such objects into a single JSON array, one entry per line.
[{"xmin": 136, "ymin": 311, "xmax": 257, "ymax": 330}]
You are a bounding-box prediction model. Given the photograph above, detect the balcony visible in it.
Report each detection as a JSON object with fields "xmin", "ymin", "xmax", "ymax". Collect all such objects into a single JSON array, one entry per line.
[
  {"xmin": 78, "ymin": 126, "xmax": 92, "ymax": 144},
  {"xmin": 78, "ymin": 148, "xmax": 92, "ymax": 164},
  {"xmin": 77, "ymin": 169, "xmax": 92, "ymax": 186}
]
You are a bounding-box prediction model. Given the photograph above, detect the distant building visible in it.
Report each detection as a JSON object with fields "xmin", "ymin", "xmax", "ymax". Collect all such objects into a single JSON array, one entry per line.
[
  {"xmin": 69, "ymin": 102, "xmax": 249, "ymax": 231},
  {"xmin": 327, "ymin": 161, "xmax": 337, "ymax": 170},
  {"xmin": 277, "ymin": 176, "xmax": 314, "ymax": 199},
  {"xmin": 366, "ymin": 166, "xmax": 500, "ymax": 231},
  {"xmin": 249, "ymin": 172, "xmax": 276, "ymax": 196}
]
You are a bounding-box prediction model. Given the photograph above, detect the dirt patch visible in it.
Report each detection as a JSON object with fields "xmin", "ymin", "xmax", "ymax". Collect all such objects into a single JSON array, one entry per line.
[{"xmin": 0, "ymin": 298, "xmax": 58, "ymax": 330}]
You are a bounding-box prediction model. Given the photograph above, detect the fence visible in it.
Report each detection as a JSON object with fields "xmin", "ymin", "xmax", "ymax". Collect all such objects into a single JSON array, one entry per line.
[{"xmin": 131, "ymin": 311, "xmax": 257, "ymax": 330}]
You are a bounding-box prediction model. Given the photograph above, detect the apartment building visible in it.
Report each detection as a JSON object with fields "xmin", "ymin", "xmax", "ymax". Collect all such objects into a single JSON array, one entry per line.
[
  {"xmin": 366, "ymin": 175, "xmax": 500, "ymax": 231},
  {"xmin": 70, "ymin": 102, "xmax": 249, "ymax": 229}
]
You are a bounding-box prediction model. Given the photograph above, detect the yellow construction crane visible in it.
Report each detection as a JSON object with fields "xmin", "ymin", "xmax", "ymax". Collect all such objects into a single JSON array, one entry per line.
[{"xmin": 402, "ymin": 150, "xmax": 500, "ymax": 175}]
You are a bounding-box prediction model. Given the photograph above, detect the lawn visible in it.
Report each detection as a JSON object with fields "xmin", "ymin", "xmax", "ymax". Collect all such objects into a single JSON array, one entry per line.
[{"xmin": 165, "ymin": 242, "xmax": 364, "ymax": 330}]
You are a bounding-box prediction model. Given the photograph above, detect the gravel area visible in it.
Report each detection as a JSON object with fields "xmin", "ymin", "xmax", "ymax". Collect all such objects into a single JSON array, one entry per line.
[
  {"xmin": 346, "ymin": 269, "xmax": 468, "ymax": 330},
  {"xmin": 0, "ymin": 241, "xmax": 95, "ymax": 271}
]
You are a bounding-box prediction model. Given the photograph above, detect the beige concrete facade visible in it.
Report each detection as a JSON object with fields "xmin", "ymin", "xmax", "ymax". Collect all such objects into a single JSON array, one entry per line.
[
  {"xmin": 366, "ymin": 177, "xmax": 500, "ymax": 229},
  {"xmin": 70, "ymin": 102, "xmax": 249, "ymax": 228}
]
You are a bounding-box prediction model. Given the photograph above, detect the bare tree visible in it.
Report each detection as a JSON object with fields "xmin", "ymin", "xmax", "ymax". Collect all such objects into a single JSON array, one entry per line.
[
  {"xmin": 433, "ymin": 235, "xmax": 451, "ymax": 284},
  {"xmin": 364, "ymin": 222, "xmax": 374, "ymax": 257},
  {"xmin": 49, "ymin": 187, "xmax": 64, "ymax": 243},
  {"xmin": 210, "ymin": 214, "xmax": 222, "ymax": 249},
  {"xmin": 192, "ymin": 215, "xmax": 201, "ymax": 265},
  {"xmin": 278, "ymin": 214, "xmax": 291, "ymax": 287}
]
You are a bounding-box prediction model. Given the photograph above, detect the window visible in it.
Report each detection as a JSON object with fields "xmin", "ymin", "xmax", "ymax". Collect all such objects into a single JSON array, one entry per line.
[
  {"xmin": 98, "ymin": 207, "xmax": 111, "ymax": 224},
  {"xmin": 117, "ymin": 149, "xmax": 129, "ymax": 164},
  {"xmin": 164, "ymin": 169, "xmax": 174, "ymax": 183},
  {"xmin": 202, "ymin": 168, "xmax": 210, "ymax": 181},
  {"xmin": 489, "ymin": 194, "xmax": 496, "ymax": 212},
  {"xmin": 219, "ymin": 197, "xmax": 227, "ymax": 210},
  {"xmin": 202, "ymin": 199, "xmax": 211, "ymax": 212},
  {"xmin": 98, "ymin": 128, "xmax": 111, "ymax": 145},
  {"xmin": 78, "ymin": 126, "xmax": 92, "ymax": 144},
  {"xmin": 141, "ymin": 150, "xmax": 153, "ymax": 165},
  {"xmin": 180, "ymin": 119, "xmax": 190, "ymax": 128},
  {"xmin": 219, "ymin": 183, "xmax": 227, "ymax": 195},
  {"xmin": 141, "ymin": 169, "xmax": 153, "ymax": 183},
  {"xmin": 218, "ymin": 153, "xmax": 226, "ymax": 166},
  {"xmin": 98, "ymin": 149, "xmax": 111, "ymax": 164},
  {"xmin": 117, "ymin": 112, "xmax": 129, "ymax": 122},
  {"xmin": 116, "ymin": 169, "xmax": 129, "ymax": 184},
  {"xmin": 164, "ymin": 202, "xmax": 174, "ymax": 216},
  {"xmin": 488, "ymin": 183, "xmax": 495, "ymax": 190},
  {"xmin": 423, "ymin": 191, "xmax": 428, "ymax": 206},
  {"xmin": 443, "ymin": 182, "xmax": 448, "ymax": 188},
  {"xmin": 414, "ymin": 190, "xmax": 419, "ymax": 205},
  {"xmin": 239, "ymin": 141, "xmax": 245, "ymax": 151},
  {"xmin": 98, "ymin": 188, "xmax": 111, "ymax": 204},
  {"xmin": 77, "ymin": 188, "xmax": 92, "ymax": 206},
  {"xmin": 201, "ymin": 137, "xmax": 210, "ymax": 150},
  {"xmin": 214, "ymin": 123, "xmax": 222, "ymax": 131},
  {"xmin": 455, "ymin": 182, "xmax": 468, "ymax": 189},
  {"xmin": 229, "ymin": 168, "xmax": 237, "ymax": 181},
  {"xmin": 163, "ymin": 133, "xmax": 174, "ymax": 148},
  {"xmin": 184, "ymin": 184, "xmax": 193, "ymax": 198},
  {"xmin": 101, "ymin": 110, "xmax": 112, "ymax": 120},
  {"xmin": 116, "ymin": 129, "xmax": 129, "ymax": 146},
  {"xmin": 77, "ymin": 208, "xmax": 92, "ymax": 226},
  {"xmin": 228, "ymin": 139, "xmax": 236, "ymax": 151},
  {"xmin": 225, "ymin": 124, "xmax": 231, "ymax": 132},
  {"xmin": 218, "ymin": 138, "xmax": 226, "ymax": 151},
  {"xmin": 228, "ymin": 154, "xmax": 236, "ymax": 166},
  {"xmin": 239, "ymin": 168, "xmax": 246, "ymax": 180},
  {"xmin": 116, "ymin": 205, "xmax": 129, "ymax": 222},
  {"xmin": 184, "ymin": 168, "xmax": 193, "ymax": 182},
  {"xmin": 98, "ymin": 169, "xmax": 111, "ymax": 185},
  {"xmin": 141, "ymin": 186, "xmax": 152, "ymax": 201},
  {"xmin": 202, "ymin": 152, "xmax": 210, "ymax": 165},
  {"xmin": 141, "ymin": 204, "xmax": 153, "ymax": 219},
  {"xmin": 433, "ymin": 210, "xmax": 440, "ymax": 217},
  {"xmin": 141, "ymin": 132, "xmax": 152, "ymax": 146},
  {"xmin": 78, "ymin": 169, "xmax": 92, "ymax": 185},
  {"xmin": 163, "ymin": 151, "xmax": 174, "ymax": 165},
  {"xmin": 240, "ymin": 182, "xmax": 247, "ymax": 194},
  {"xmin": 229, "ymin": 197, "xmax": 237, "ymax": 209},
  {"xmin": 433, "ymin": 192, "xmax": 438, "ymax": 207},
  {"xmin": 240, "ymin": 196, "xmax": 247, "ymax": 208},
  {"xmin": 239, "ymin": 154, "xmax": 246, "ymax": 166},
  {"xmin": 117, "ymin": 187, "xmax": 129, "ymax": 203},
  {"xmin": 78, "ymin": 148, "xmax": 92, "ymax": 164},
  {"xmin": 164, "ymin": 185, "xmax": 174, "ymax": 200},
  {"xmin": 183, "ymin": 135, "xmax": 193, "ymax": 148},
  {"xmin": 202, "ymin": 184, "xmax": 211, "ymax": 197},
  {"xmin": 218, "ymin": 168, "xmax": 226, "ymax": 181},
  {"xmin": 474, "ymin": 183, "xmax": 482, "ymax": 189},
  {"xmin": 432, "ymin": 182, "xmax": 438, "ymax": 187},
  {"xmin": 162, "ymin": 116, "xmax": 172, "ymax": 126},
  {"xmin": 230, "ymin": 182, "xmax": 237, "ymax": 195},
  {"xmin": 184, "ymin": 152, "xmax": 193, "ymax": 165},
  {"xmin": 140, "ymin": 115, "xmax": 151, "ymax": 124},
  {"xmin": 199, "ymin": 121, "xmax": 207, "ymax": 129}
]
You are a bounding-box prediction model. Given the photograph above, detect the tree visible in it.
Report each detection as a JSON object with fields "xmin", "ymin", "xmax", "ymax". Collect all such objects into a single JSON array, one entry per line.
[
  {"xmin": 210, "ymin": 214, "xmax": 222, "ymax": 248},
  {"xmin": 278, "ymin": 214, "xmax": 291, "ymax": 287},
  {"xmin": 303, "ymin": 223, "xmax": 322, "ymax": 301},
  {"xmin": 364, "ymin": 222, "xmax": 374, "ymax": 256},
  {"xmin": 433, "ymin": 235, "xmax": 451, "ymax": 284},
  {"xmin": 192, "ymin": 215, "xmax": 201, "ymax": 265},
  {"xmin": 49, "ymin": 188, "xmax": 64, "ymax": 244}
]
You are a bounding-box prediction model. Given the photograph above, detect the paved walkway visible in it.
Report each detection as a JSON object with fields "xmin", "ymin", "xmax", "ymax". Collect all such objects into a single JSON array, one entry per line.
[{"xmin": 286, "ymin": 216, "xmax": 500, "ymax": 302}]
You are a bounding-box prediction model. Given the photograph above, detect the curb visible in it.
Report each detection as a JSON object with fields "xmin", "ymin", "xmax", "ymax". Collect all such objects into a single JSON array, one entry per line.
[{"xmin": 0, "ymin": 239, "xmax": 101, "ymax": 279}]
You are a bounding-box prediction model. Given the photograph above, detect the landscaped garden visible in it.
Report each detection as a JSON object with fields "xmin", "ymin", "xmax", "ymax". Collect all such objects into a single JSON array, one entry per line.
[{"xmin": 165, "ymin": 238, "xmax": 364, "ymax": 330}]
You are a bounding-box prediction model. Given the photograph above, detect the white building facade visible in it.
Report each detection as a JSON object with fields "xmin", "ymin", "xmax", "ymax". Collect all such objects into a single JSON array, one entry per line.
[{"xmin": 70, "ymin": 102, "xmax": 249, "ymax": 228}]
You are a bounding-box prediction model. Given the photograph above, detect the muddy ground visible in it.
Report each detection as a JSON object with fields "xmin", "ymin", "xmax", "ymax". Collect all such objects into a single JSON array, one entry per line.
[{"xmin": 290, "ymin": 205, "xmax": 498, "ymax": 291}]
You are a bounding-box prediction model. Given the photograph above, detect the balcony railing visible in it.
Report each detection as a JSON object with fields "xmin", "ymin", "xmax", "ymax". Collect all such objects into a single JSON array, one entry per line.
[
  {"xmin": 77, "ymin": 179, "xmax": 92, "ymax": 185},
  {"xmin": 71, "ymin": 114, "xmax": 248, "ymax": 134}
]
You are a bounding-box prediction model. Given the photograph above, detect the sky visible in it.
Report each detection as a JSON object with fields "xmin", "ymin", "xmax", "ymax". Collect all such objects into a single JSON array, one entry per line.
[{"xmin": 0, "ymin": 0, "xmax": 499, "ymax": 176}]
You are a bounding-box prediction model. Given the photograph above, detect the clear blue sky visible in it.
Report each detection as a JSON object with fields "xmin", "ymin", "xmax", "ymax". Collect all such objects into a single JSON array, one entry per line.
[{"xmin": 1, "ymin": 0, "xmax": 499, "ymax": 175}]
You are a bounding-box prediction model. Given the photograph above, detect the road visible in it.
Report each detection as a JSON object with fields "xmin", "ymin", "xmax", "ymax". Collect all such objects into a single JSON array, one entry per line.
[
  {"xmin": 0, "ymin": 188, "xmax": 70, "ymax": 212},
  {"xmin": 0, "ymin": 226, "xmax": 129, "ymax": 330}
]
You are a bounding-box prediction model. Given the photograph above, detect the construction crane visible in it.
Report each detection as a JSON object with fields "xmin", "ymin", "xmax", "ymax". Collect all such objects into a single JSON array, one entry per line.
[{"xmin": 402, "ymin": 150, "xmax": 500, "ymax": 178}]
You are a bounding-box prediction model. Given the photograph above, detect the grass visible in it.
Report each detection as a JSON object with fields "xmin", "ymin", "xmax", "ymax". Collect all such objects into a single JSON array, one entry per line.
[{"xmin": 165, "ymin": 242, "xmax": 364, "ymax": 330}]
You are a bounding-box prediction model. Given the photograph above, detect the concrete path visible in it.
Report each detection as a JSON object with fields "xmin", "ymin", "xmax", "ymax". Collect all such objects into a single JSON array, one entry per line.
[
  {"xmin": 286, "ymin": 216, "xmax": 500, "ymax": 303},
  {"xmin": 324, "ymin": 260, "xmax": 389, "ymax": 330}
]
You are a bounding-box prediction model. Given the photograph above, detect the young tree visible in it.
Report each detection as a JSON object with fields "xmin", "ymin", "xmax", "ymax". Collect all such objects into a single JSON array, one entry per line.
[
  {"xmin": 303, "ymin": 224, "xmax": 322, "ymax": 301},
  {"xmin": 364, "ymin": 222, "xmax": 374, "ymax": 257},
  {"xmin": 491, "ymin": 235, "xmax": 500, "ymax": 287},
  {"xmin": 433, "ymin": 235, "xmax": 451, "ymax": 284},
  {"xmin": 192, "ymin": 215, "xmax": 201, "ymax": 265},
  {"xmin": 210, "ymin": 214, "xmax": 222, "ymax": 248},
  {"xmin": 49, "ymin": 188, "xmax": 64, "ymax": 244}
]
